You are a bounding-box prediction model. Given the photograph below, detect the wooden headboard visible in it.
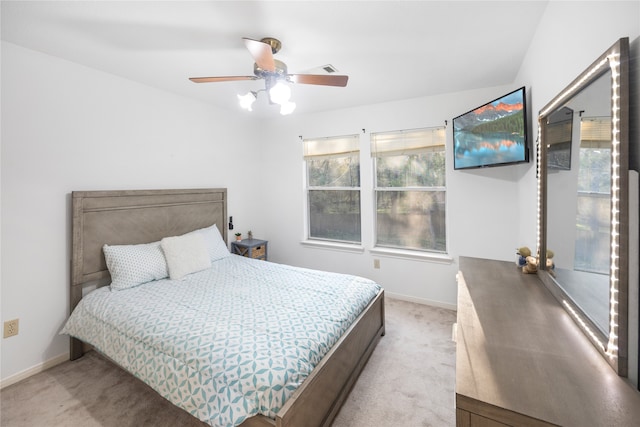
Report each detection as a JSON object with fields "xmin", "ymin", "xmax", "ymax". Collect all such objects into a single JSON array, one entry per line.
[{"xmin": 69, "ymin": 188, "xmax": 227, "ymax": 358}]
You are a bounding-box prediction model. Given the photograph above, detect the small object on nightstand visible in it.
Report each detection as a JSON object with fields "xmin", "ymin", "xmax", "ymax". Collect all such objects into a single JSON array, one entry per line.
[{"xmin": 231, "ymin": 238, "xmax": 268, "ymax": 261}]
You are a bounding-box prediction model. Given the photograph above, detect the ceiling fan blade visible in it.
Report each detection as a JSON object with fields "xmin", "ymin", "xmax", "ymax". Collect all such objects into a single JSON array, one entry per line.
[
  {"xmin": 243, "ymin": 38, "xmax": 276, "ymax": 72},
  {"xmin": 288, "ymin": 74, "xmax": 349, "ymax": 87},
  {"xmin": 189, "ymin": 76, "xmax": 257, "ymax": 83}
]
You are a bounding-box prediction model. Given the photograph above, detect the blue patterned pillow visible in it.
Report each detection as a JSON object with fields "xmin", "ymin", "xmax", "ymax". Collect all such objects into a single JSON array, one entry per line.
[
  {"xmin": 103, "ymin": 242, "xmax": 169, "ymax": 290},
  {"xmin": 188, "ymin": 224, "xmax": 230, "ymax": 262}
]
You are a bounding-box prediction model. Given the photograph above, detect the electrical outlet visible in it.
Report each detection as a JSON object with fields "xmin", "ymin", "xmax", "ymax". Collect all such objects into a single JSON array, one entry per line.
[
  {"xmin": 373, "ymin": 259, "xmax": 380, "ymax": 269},
  {"xmin": 4, "ymin": 319, "xmax": 19, "ymax": 338}
]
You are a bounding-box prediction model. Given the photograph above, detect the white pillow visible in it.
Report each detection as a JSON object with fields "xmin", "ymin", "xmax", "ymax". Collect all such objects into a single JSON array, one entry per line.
[
  {"xmin": 161, "ymin": 233, "xmax": 211, "ymax": 280},
  {"xmin": 189, "ymin": 224, "xmax": 231, "ymax": 262},
  {"xmin": 103, "ymin": 242, "xmax": 168, "ymax": 290}
]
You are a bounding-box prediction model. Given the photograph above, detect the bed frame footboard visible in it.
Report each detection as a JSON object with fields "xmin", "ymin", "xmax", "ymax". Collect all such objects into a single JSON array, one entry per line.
[
  {"xmin": 240, "ymin": 289, "xmax": 385, "ymax": 427},
  {"xmin": 69, "ymin": 189, "xmax": 386, "ymax": 427}
]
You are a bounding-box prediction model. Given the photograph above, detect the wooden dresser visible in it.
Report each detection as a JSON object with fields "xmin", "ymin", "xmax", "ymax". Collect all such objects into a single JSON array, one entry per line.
[{"xmin": 456, "ymin": 256, "xmax": 640, "ymax": 427}]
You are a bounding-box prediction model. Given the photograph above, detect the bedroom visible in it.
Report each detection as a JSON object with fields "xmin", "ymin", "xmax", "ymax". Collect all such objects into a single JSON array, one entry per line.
[{"xmin": 1, "ymin": 1, "xmax": 640, "ymax": 426}]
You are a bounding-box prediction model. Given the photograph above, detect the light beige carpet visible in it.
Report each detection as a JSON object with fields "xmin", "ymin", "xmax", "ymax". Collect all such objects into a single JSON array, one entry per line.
[{"xmin": 1, "ymin": 298, "xmax": 457, "ymax": 427}]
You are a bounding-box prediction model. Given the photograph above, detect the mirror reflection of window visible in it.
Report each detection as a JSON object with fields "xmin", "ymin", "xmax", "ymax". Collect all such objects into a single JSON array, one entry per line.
[
  {"xmin": 575, "ymin": 117, "xmax": 612, "ymax": 275},
  {"xmin": 547, "ymin": 106, "xmax": 573, "ymax": 170}
]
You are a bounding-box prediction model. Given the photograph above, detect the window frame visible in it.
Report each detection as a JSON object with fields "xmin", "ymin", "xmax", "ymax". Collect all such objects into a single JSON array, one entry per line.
[
  {"xmin": 303, "ymin": 134, "xmax": 362, "ymax": 245},
  {"xmin": 371, "ymin": 127, "xmax": 448, "ymax": 254}
]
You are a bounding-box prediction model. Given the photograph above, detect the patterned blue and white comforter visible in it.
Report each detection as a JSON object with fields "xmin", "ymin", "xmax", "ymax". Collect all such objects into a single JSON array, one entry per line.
[{"xmin": 62, "ymin": 255, "xmax": 381, "ymax": 427}]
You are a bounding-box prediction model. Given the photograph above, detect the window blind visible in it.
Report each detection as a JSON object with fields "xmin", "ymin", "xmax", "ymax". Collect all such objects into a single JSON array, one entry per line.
[
  {"xmin": 371, "ymin": 126, "xmax": 446, "ymax": 157},
  {"xmin": 581, "ymin": 117, "xmax": 611, "ymax": 146},
  {"xmin": 303, "ymin": 134, "xmax": 359, "ymax": 160}
]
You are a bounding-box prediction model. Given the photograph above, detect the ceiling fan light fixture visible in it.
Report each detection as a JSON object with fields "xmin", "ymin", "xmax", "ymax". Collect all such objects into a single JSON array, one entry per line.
[
  {"xmin": 269, "ymin": 81, "xmax": 291, "ymax": 105},
  {"xmin": 280, "ymin": 101, "xmax": 296, "ymax": 116},
  {"xmin": 191, "ymin": 37, "xmax": 349, "ymax": 116},
  {"xmin": 237, "ymin": 91, "xmax": 257, "ymax": 111}
]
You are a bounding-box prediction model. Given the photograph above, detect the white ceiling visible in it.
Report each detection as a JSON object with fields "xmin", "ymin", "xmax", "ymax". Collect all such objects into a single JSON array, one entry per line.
[{"xmin": 1, "ymin": 1, "xmax": 549, "ymax": 118}]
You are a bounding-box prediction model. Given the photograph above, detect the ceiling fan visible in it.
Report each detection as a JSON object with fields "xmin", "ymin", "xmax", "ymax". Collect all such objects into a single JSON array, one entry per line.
[{"xmin": 189, "ymin": 37, "xmax": 349, "ymax": 114}]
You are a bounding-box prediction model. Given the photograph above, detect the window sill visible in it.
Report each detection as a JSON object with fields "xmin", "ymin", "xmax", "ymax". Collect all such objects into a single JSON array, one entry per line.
[
  {"xmin": 369, "ymin": 247, "xmax": 453, "ymax": 264},
  {"xmin": 300, "ymin": 240, "xmax": 365, "ymax": 254},
  {"xmin": 299, "ymin": 240, "xmax": 453, "ymax": 263}
]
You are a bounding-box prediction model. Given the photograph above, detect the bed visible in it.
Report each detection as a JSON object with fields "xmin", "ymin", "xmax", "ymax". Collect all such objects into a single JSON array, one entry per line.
[{"xmin": 63, "ymin": 188, "xmax": 385, "ymax": 427}]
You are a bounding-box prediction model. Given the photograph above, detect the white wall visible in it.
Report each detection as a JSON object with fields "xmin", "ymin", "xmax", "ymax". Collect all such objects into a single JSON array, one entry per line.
[
  {"xmin": 515, "ymin": 0, "xmax": 640, "ymax": 235},
  {"xmin": 257, "ymin": 87, "xmax": 529, "ymax": 308},
  {"xmin": 254, "ymin": 0, "xmax": 640, "ymax": 342},
  {"xmin": 2, "ymin": 0, "xmax": 639, "ymax": 387},
  {"xmin": 0, "ymin": 42, "xmax": 264, "ymax": 383},
  {"xmin": 514, "ymin": 0, "xmax": 640, "ymax": 385}
]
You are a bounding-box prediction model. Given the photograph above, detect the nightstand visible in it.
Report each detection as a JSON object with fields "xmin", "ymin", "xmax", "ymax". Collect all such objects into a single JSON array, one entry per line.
[{"xmin": 231, "ymin": 238, "xmax": 268, "ymax": 261}]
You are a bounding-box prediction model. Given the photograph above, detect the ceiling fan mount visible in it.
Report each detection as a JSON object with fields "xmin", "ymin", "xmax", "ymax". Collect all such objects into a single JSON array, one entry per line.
[
  {"xmin": 254, "ymin": 59, "xmax": 287, "ymax": 79},
  {"xmin": 259, "ymin": 37, "xmax": 282, "ymax": 54},
  {"xmin": 253, "ymin": 38, "xmax": 285, "ymax": 78}
]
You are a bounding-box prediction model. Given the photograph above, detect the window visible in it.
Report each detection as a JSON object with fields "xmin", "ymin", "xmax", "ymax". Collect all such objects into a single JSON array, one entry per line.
[
  {"xmin": 372, "ymin": 127, "xmax": 446, "ymax": 252},
  {"xmin": 304, "ymin": 135, "xmax": 361, "ymax": 243},
  {"xmin": 574, "ymin": 117, "xmax": 611, "ymax": 274}
]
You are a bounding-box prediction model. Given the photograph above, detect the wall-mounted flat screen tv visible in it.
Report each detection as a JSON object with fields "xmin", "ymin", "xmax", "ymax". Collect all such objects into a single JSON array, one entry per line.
[{"xmin": 453, "ymin": 87, "xmax": 529, "ymax": 169}]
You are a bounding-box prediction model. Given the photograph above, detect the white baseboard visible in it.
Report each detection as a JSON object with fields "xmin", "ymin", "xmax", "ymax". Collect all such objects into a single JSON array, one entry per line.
[
  {"xmin": 1, "ymin": 353, "xmax": 69, "ymax": 389},
  {"xmin": 385, "ymin": 291, "xmax": 457, "ymax": 311}
]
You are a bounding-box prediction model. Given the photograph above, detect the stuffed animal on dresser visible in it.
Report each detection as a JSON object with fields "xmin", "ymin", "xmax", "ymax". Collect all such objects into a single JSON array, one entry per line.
[
  {"xmin": 518, "ymin": 247, "xmax": 555, "ymax": 274},
  {"xmin": 516, "ymin": 246, "xmax": 532, "ymax": 268}
]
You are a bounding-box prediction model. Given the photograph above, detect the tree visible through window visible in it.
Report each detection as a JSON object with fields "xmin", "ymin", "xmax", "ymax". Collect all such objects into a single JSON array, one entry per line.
[
  {"xmin": 304, "ymin": 135, "xmax": 361, "ymax": 243},
  {"xmin": 372, "ymin": 127, "xmax": 447, "ymax": 252},
  {"xmin": 575, "ymin": 118, "xmax": 611, "ymax": 274}
]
